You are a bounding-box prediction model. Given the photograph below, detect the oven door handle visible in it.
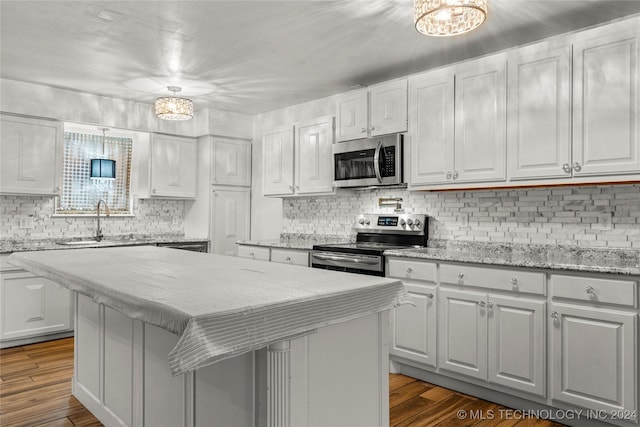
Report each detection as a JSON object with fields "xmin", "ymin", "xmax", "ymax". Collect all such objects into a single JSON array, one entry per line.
[
  {"xmin": 313, "ymin": 254, "xmax": 380, "ymax": 265},
  {"xmin": 373, "ymin": 140, "xmax": 383, "ymax": 183}
]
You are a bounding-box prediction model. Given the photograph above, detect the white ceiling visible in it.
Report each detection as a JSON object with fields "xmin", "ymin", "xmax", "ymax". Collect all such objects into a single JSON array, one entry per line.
[{"xmin": 2, "ymin": 1, "xmax": 640, "ymax": 115}]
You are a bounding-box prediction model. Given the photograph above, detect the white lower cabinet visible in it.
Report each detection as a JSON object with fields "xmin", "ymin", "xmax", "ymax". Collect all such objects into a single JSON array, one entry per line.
[
  {"xmin": 270, "ymin": 248, "xmax": 309, "ymax": 267},
  {"xmin": 549, "ymin": 272, "xmax": 638, "ymax": 421},
  {"xmin": 0, "ymin": 269, "xmax": 72, "ymax": 345},
  {"xmin": 237, "ymin": 245, "xmax": 270, "ymax": 261},
  {"xmin": 236, "ymin": 244, "xmax": 310, "ymax": 267},
  {"xmin": 390, "ymin": 258, "xmax": 640, "ymax": 426},
  {"xmin": 392, "ymin": 282, "xmax": 437, "ymax": 368},
  {"xmin": 439, "ymin": 288, "xmax": 488, "ymax": 380}
]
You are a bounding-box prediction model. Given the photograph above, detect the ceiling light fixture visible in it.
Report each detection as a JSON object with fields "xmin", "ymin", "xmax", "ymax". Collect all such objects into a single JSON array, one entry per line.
[
  {"xmin": 414, "ymin": 0, "xmax": 487, "ymax": 37},
  {"xmin": 154, "ymin": 86, "xmax": 193, "ymax": 121},
  {"xmin": 90, "ymin": 128, "xmax": 116, "ymax": 179}
]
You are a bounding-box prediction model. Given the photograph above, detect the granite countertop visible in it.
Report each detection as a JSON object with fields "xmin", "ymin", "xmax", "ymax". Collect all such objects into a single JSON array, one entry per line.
[
  {"xmin": 1, "ymin": 234, "xmax": 209, "ymax": 254},
  {"xmin": 237, "ymin": 233, "xmax": 355, "ymax": 250},
  {"xmin": 385, "ymin": 240, "xmax": 640, "ymax": 276}
]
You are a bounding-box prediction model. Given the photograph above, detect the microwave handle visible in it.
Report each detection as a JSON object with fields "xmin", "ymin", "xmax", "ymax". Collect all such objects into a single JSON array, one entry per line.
[{"xmin": 373, "ymin": 140, "xmax": 383, "ymax": 183}]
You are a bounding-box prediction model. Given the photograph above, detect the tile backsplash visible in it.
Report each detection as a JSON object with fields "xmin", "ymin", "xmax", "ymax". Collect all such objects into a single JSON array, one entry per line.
[
  {"xmin": 1, "ymin": 195, "xmax": 184, "ymax": 240},
  {"xmin": 283, "ymin": 184, "xmax": 640, "ymax": 248}
]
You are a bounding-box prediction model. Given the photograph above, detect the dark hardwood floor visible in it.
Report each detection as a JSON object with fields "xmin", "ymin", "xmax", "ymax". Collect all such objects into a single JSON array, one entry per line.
[{"xmin": 1, "ymin": 338, "xmax": 565, "ymax": 427}]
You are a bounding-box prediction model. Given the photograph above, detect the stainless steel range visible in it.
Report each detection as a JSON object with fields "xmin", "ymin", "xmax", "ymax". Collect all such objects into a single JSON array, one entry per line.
[{"xmin": 311, "ymin": 213, "xmax": 428, "ymax": 276}]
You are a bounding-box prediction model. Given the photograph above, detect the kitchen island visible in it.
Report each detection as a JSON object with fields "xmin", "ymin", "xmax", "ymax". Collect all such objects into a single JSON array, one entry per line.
[{"xmin": 9, "ymin": 246, "xmax": 407, "ymax": 427}]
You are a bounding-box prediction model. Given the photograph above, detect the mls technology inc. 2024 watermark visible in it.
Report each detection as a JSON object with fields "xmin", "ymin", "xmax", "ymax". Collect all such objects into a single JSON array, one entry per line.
[{"xmin": 456, "ymin": 408, "xmax": 638, "ymax": 422}]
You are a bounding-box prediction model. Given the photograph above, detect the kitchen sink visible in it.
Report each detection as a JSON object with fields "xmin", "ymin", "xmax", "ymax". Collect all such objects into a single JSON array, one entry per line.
[
  {"xmin": 57, "ymin": 237, "xmax": 146, "ymax": 246},
  {"xmin": 57, "ymin": 240, "xmax": 117, "ymax": 246}
]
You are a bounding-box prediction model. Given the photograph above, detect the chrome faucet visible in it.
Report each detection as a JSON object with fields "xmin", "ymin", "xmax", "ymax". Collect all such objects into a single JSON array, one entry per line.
[{"xmin": 96, "ymin": 199, "xmax": 110, "ymax": 242}]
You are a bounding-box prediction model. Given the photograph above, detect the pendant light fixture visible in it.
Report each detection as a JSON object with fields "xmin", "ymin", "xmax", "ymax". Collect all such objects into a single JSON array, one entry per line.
[
  {"xmin": 90, "ymin": 128, "xmax": 116, "ymax": 179},
  {"xmin": 414, "ymin": 0, "xmax": 487, "ymax": 37},
  {"xmin": 155, "ymin": 86, "xmax": 194, "ymax": 121}
]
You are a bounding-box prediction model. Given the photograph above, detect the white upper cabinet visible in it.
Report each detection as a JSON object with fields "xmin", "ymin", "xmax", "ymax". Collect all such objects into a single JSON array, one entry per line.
[
  {"xmin": 0, "ymin": 114, "xmax": 63, "ymax": 196},
  {"xmin": 295, "ymin": 116, "xmax": 335, "ymax": 194},
  {"xmin": 262, "ymin": 125, "xmax": 294, "ymax": 196},
  {"xmin": 507, "ymin": 43, "xmax": 572, "ymax": 180},
  {"xmin": 454, "ymin": 55, "xmax": 507, "ymax": 183},
  {"xmin": 149, "ymin": 134, "xmax": 197, "ymax": 198},
  {"xmin": 212, "ymin": 138, "xmax": 251, "ymax": 187},
  {"xmin": 336, "ymin": 90, "xmax": 368, "ymax": 142},
  {"xmin": 572, "ymin": 22, "xmax": 640, "ymax": 177},
  {"xmin": 409, "ymin": 55, "xmax": 506, "ymax": 187},
  {"xmin": 409, "ymin": 68, "xmax": 455, "ymax": 186},
  {"xmin": 262, "ymin": 118, "xmax": 334, "ymax": 197},
  {"xmin": 336, "ymin": 79, "xmax": 407, "ymax": 142}
]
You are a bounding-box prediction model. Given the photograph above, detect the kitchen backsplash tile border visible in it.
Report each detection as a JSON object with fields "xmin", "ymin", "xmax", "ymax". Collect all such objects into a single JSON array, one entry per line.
[
  {"xmin": 282, "ymin": 184, "xmax": 640, "ymax": 249},
  {"xmin": 1, "ymin": 195, "xmax": 184, "ymax": 240}
]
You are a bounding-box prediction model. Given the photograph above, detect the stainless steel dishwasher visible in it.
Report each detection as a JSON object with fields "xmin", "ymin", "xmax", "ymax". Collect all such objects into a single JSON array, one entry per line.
[{"xmin": 156, "ymin": 241, "xmax": 209, "ymax": 253}]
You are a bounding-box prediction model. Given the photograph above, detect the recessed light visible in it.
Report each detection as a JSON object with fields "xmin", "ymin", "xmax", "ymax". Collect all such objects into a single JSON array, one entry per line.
[{"xmin": 97, "ymin": 9, "xmax": 123, "ymax": 23}]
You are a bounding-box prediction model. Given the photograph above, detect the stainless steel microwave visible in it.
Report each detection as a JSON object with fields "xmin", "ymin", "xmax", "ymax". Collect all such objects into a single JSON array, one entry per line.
[{"xmin": 333, "ymin": 134, "xmax": 404, "ymax": 188}]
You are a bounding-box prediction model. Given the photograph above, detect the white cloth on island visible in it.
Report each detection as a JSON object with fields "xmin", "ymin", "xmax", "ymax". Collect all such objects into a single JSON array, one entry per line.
[{"xmin": 10, "ymin": 246, "xmax": 409, "ymax": 376}]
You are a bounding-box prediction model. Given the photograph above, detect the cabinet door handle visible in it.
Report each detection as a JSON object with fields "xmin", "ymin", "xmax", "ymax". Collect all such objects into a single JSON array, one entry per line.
[
  {"xmin": 152, "ymin": 188, "xmax": 157, "ymax": 194},
  {"xmin": 487, "ymin": 301, "xmax": 494, "ymax": 309},
  {"xmin": 550, "ymin": 311, "xmax": 558, "ymax": 319},
  {"xmin": 361, "ymin": 128, "xmax": 367, "ymax": 133},
  {"xmin": 294, "ymin": 185, "xmax": 300, "ymax": 190},
  {"xmin": 452, "ymin": 171, "xmax": 459, "ymax": 180},
  {"xmin": 446, "ymin": 171, "xmax": 452, "ymax": 180},
  {"xmin": 426, "ymin": 293, "xmax": 434, "ymax": 299},
  {"xmin": 586, "ymin": 286, "xmax": 596, "ymax": 295},
  {"xmin": 562, "ymin": 163, "xmax": 571, "ymax": 173},
  {"xmin": 478, "ymin": 301, "xmax": 486, "ymax": 309},
  {"xmin": 369, "ymin": 126, "xmax": 375, "ymax": 131},
  {"xmin": 572, "ymin": 162, "xmax": 582, "ymax": 172},
  {"xmin": 288, "ymin": 185, "xmax": 294, "ymax": 190}
]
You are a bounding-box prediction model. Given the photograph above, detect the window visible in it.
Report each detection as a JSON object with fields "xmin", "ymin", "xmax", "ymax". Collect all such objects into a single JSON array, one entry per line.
[{"xmin": 56, "ymin": 125, "xmax": 133, "ymax": 215}]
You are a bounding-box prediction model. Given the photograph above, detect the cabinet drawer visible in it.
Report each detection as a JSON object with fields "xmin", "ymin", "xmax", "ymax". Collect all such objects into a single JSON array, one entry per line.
[
  {"xmin": 551, "ymin": 275, "xmax": 637, "ymax": 307},
  {"xmin": 237, "ymin": 245, "xmax": 270, "ymax": 261},
  {"xmin": 270, "ymin": 249, "xmax": 309, "ymax": 267},
  {"xmin": 440, "ymin": 263, "xmax": 545, "ymax": 295},
  {"xmin": 387, "ymin": 258, "xmax": 437, "ymax": 282}
]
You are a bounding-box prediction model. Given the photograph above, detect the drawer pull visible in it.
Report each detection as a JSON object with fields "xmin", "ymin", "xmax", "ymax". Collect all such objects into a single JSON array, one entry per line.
[
  {"xmin": 406, "ymin": 267, "xmax": 413, "ymax": 274},
  {"xmin": 249, "ymin": 252, "xmax": 255, "ymax": 257},
  {"xmin": 285, "ymin": 256, "xmax": 291, "ymax": 262},
  {"xmin": 426, "ymin": 293, "xmax": 434, "ymax": 299},
  {"xmin": 458, "ymin": 272, "xmax": 464, "ymax": 279},
  {"xmin": 586, "ymin": 286, "xmax": 596, "ymax": 295},
  {"xmin": 550, "ymin": 311, "xmax": 558, "ymax": 319},
  {"xmin": 478, "ymin": 301, "xmax": 486, "ymax": 308},
  {"xmin": 510, "ymin": 278, "xmax": 518, "ymax": 286}
]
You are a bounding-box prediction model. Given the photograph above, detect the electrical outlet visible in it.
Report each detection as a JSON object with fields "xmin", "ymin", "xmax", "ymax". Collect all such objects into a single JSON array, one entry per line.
[
  {"xmin": 598, "ymin": 213, "xmax": 613, "ymax": 231},
  {"xmin": 19, "ymin": 217, "xmax": 35, "ymax": 229}
]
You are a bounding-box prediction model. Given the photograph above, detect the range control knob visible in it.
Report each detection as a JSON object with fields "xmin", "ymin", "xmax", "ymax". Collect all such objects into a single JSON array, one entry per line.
[
  {"xmin": 358, "ymin": 218, "xmax": 365, "ymax": 225},
  {"xmin": 407, "ymin": 219, "xmax": 414, "ymax": 227},
  {"xmin": 400, "ymin": 219, "xmax": 406, "ymax": 227},
  {"xmin": 364, "ymin": 218, "xmax": 370, "ymax": 225},
  {"xmin": 414, "ymin": 219, "xmax": 422, "ymax": 227}
]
